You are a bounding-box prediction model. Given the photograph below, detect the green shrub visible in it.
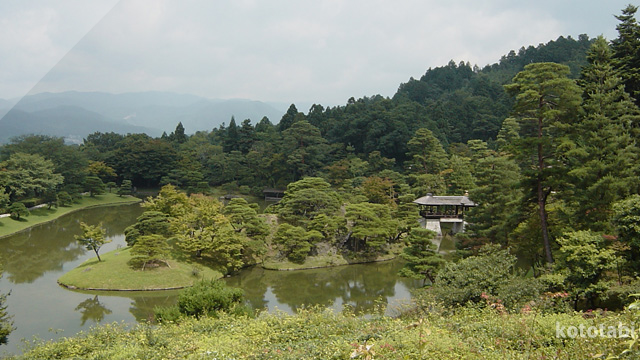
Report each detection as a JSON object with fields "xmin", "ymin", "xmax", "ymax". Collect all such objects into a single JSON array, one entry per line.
[
  {"xmin": 57, "ymin": 191, "xmax": 73, "ymax": 206},
  {"xmin": 431, "ymin": 244, "xmax": 542, "ymax": 310},
  {"xmin": 177, "ymin": 280, "xmax": 243, "ymax": 319},
  {"xmin": 153, "ymin": 305, "xmax": 182, "ymax": 323},
  {"xmin": 8, "ymin": 202, "xmax": 29, "ymax": 220}
]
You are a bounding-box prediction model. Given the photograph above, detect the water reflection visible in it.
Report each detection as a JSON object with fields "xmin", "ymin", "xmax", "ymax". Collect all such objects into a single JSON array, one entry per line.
[
  {"xmin": 0, "ymin": 205, "xmax": 143, "ymax": 284},
  {"xmin": 128, "ymin": 291, "xmax": 180, "ymax": 322},
  {"xmin": 75, "ymin": 295, "xmax": 112, "ymax": 326},
  {"xmin": 68, "ymin": 289, "xmax": 180, "ymax": 323},
  {"xmin": 225, "ymin": 260, "xmax": 419, "ymax": 314}
]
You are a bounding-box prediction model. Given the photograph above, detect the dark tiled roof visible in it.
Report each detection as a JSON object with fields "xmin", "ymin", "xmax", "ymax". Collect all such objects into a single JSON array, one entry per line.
[{"xmin": 413, "ymin": 194, "xmax": 476, "ymax": 206}]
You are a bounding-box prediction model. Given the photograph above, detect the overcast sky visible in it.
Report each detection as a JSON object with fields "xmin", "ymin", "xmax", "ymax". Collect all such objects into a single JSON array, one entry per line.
[{"xmin": 0, "ymin": 0, "xmax": 634, "ymax": 108}]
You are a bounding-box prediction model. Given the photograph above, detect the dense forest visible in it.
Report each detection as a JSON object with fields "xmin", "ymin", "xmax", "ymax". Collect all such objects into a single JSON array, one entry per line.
[{"xmin": 4, "ymin": 4, "xmax": 640, "ymax": 358}]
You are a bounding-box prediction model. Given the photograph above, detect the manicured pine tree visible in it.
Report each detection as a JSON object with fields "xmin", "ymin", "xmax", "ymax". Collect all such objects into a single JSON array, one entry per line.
[
  {"xmin": 117, "ymin": 180, "xmax": 133, "ymax": 197},
  {"xmin": 130, "ymin": 234, "xmax": 172, "ymax": 270}
]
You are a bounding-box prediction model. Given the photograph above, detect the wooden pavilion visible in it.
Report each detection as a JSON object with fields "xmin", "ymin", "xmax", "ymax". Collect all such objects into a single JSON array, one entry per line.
[
  {"xmin": 413, "ymin": 193, "xmax": 476, "ymax": 235},
  {"xmin": 263, "ymin": 188, "xmax": 286, "ymax": 202}
]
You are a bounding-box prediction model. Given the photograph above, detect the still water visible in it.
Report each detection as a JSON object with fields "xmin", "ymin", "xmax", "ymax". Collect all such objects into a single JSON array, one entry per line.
[{"xmin": 0, "ymin": 203, "xmax": 418, "ymax": 355}]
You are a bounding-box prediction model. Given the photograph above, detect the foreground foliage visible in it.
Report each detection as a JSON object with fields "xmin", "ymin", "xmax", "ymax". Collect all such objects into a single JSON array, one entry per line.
[{"xmin": 11, "ymin": 304, "xmax": 639, "ymax": 359}]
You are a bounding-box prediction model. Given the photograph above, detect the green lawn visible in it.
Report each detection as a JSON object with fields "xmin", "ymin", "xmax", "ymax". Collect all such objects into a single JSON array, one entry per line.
[
  {"xmin": 0, "ymin": 193, "xmax": 141, "ymax": 239},
  {"xmin": 58, "ymin": 247, "xmax": 223, "ymax": 290}
]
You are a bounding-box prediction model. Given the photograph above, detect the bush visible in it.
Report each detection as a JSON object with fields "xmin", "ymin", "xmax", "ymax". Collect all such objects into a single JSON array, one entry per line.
[
  {"xmin": 57, "ymin": 191, "xmax": 73, "ymax": 206},
  {"xmin": 431, "ymin": 244, "xmax": 542, "ymax": 310},
  {"xmin": 176, "ymin": 280, "xmax": 243, "ymax": 319},
  {"xmin": 153, "ymin": 305, "xmax": 182, "ymax": 323},
  {"xmin": 8, "ymin": 202, "xmax": 29, "ymax": 220}
]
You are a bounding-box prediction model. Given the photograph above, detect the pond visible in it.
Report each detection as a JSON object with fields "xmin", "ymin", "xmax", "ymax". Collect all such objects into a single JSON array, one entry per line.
[{"xmin": 0, "ymin": 203, "xmax": 419, "ymax": 356}]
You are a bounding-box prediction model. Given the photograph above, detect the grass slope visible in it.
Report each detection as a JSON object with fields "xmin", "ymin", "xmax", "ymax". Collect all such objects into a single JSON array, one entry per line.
[
  {"xmin": 58, "ymin": 247, "xmax": 223, "ymax": 291},
  {"xmin": 0, "ymin": 193, "xmax": 141, "ymax": 239}
]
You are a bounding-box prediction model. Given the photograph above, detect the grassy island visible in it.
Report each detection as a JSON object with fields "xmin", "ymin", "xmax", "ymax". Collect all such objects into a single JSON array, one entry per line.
[
  {"xmin": 0, "ymin": 193, "xmax": 141, "ymax": 239},
  {"xmin": 58, "ymin": 247, "xmax": 223, "ymax": 291}
]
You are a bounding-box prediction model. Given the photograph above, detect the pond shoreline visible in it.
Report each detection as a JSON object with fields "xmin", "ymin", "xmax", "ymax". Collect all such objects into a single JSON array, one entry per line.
[
  {"xmin": 58, "ymin": 282, "xmax": 189, "ymax": 292},
  {"xmin": 59, "ymin": 253, "xmax": 401, "ymax": 292},
  {"xmin": 0, "ymin": 194, "xmax": 141, "ymax": 240},
  {"xmin": 261, "ymin": 255, "xmax": 398, "ymax": 271}
]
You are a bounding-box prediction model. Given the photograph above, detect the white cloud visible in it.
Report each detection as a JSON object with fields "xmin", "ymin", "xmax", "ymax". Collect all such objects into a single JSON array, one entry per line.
[{"xmin": 1, "ymin": 0, "xmax": 634, "ymax": 106}]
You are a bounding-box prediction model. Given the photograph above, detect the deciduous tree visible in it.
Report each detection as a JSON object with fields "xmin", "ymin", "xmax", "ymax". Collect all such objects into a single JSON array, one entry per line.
[
  {"xmin": 75, "ymin": 222, "xmax": 110, "ymax": 262},
  {"xmin": 172, "ymin": 195, "xmax": 245, "ymax": 272},
  {"xmin": 0, "ymin": 152, "xmax": 64, "ymax": 202}
]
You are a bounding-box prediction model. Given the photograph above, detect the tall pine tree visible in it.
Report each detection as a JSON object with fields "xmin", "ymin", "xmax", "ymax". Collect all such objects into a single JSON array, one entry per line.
[
  {"xmin": 611, "ymin": 5, "xmax": 640, "ymax": 106},
  {"xmin": 504, "ymin": 62, "xmax": 582, "ymax": 263},
  {"xmin": 564, "ymin": 36, "xmax": 640, "ymax": 232}
]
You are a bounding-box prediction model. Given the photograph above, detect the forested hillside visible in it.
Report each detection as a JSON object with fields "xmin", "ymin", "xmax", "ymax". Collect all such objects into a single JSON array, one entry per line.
[{"xmin": 4, "ymin": 4, "xmax": 640, "ymax": 358}]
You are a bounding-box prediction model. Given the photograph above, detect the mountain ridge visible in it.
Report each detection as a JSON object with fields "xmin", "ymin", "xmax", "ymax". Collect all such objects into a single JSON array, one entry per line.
[{"xmin": 0, "ymin": 91, "xmax": 287, "ymax": 143}]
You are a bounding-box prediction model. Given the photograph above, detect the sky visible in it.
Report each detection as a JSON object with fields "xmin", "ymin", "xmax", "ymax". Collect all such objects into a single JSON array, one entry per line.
[{"xmin": 0, "ymin": 0, "xmax": 635, "ymax": 108}]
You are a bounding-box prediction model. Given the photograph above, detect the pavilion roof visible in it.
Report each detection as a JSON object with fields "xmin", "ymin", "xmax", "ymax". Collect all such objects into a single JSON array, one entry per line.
[{"xmin": 413, "ymin": 194, "xmax": 476, "ymax": 207}]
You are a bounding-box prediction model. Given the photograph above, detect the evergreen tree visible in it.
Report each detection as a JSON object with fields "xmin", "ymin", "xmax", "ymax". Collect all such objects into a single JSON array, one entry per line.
[
  {"xmin": 275, "ymin": 177, "xmax": 341, "ymax": 225},
  {"xmin": 84, "ymin": 176, "xmax": 105, "ymax": 197},
  {"xmin": 467, "ymin": 155, "xmax": 522, "ymax": 245},
  {"xmin": 406, "ymin": 128, "xmax": 448, "ymax": 175},
  {"xmin": 445, "ymin": 155, "xmax": 475, "ymax": 195},
  {"xmin": 117, "ymin": 180, "xmax": 133, "ymax": 197},
  {"xmin": 281, "ymin": 121, "xmax": 328, "ymax": 180},
  {"xmin": 170, "ymin": 122, "xmax": 188, "ymax": 144},
  {"xmin": 277, "ymin": 104, "xmax": 304, "ymax": 132},
  {"xmin": 504, "ymin": 62, "xmax": 582, "ymax": 263},
  {"xmin": 224, "ymin": 117, "xmax": 239, "ymax": 152},
  {"xmin": 613, "ymin": 194, "xmax": 640, "ymax": 263},
  {"xmin": 124, "ymin": 210, "xmax": 171, "ymax": 246},
  {"xmin": 7, "ymin": 203, "xmax": 29, "ymax": 220},
  {"xmin": 0, "ymin": 266, "xmax": 13, "ymax": 345},
  {"xmin": 611, "ymin": 5, "xmax": 640, "ymax": 106},
  {"xmin": 272, "ymin": 223, "xmax": 321, "ymax": 263},
  {"xmin": 345, "ymin": 202, "xmax": 398, "ymax": 252},
  {"xmin": 398, "ymin": 227, "xmax": 444, "ymax": 285},
  {"xmin": 565, "ymin": 36, "xmax": 640, "ymax": 232},
  {"xmin": 237, "ymin": 119, "xmax": 256, "ymax": 154},
  {"xmin": 129, "ymin": 234, "xmax": 171, "ymax": 270}
]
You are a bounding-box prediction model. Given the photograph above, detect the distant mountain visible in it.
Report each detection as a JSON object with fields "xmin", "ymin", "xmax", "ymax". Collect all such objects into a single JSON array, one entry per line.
[
  {"xmin": 0, "ymin": 106, "xmax": 159, "ymax": 144},
  {"xmin": 4, "ymin": 91, "xmax": 286, "ymax": 140}
]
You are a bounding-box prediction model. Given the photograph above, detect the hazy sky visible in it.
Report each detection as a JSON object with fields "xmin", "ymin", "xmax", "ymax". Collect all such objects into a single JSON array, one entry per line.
[{"xmin": 0, "ymin": 0, "xmax": 634, "ymax": 108}]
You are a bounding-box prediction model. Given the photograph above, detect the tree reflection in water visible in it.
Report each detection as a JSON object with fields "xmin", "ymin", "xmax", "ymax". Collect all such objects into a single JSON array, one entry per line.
[
  {"xmin": 75, "ymin": 295, "xmax": 112, "ymax": 326},
  {"xmin": 0, "ymin": 204, "xmax": 143, "ymax": 284},
  {"xmin": 225, "ymin": 260, "xmax": 419, "ymax": 314}
]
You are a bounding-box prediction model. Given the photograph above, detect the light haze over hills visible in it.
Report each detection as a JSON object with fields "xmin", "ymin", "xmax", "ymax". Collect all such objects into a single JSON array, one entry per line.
[{"xmin": 0, "ymin": 91, "xmax": 286, "ymax": 143}]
